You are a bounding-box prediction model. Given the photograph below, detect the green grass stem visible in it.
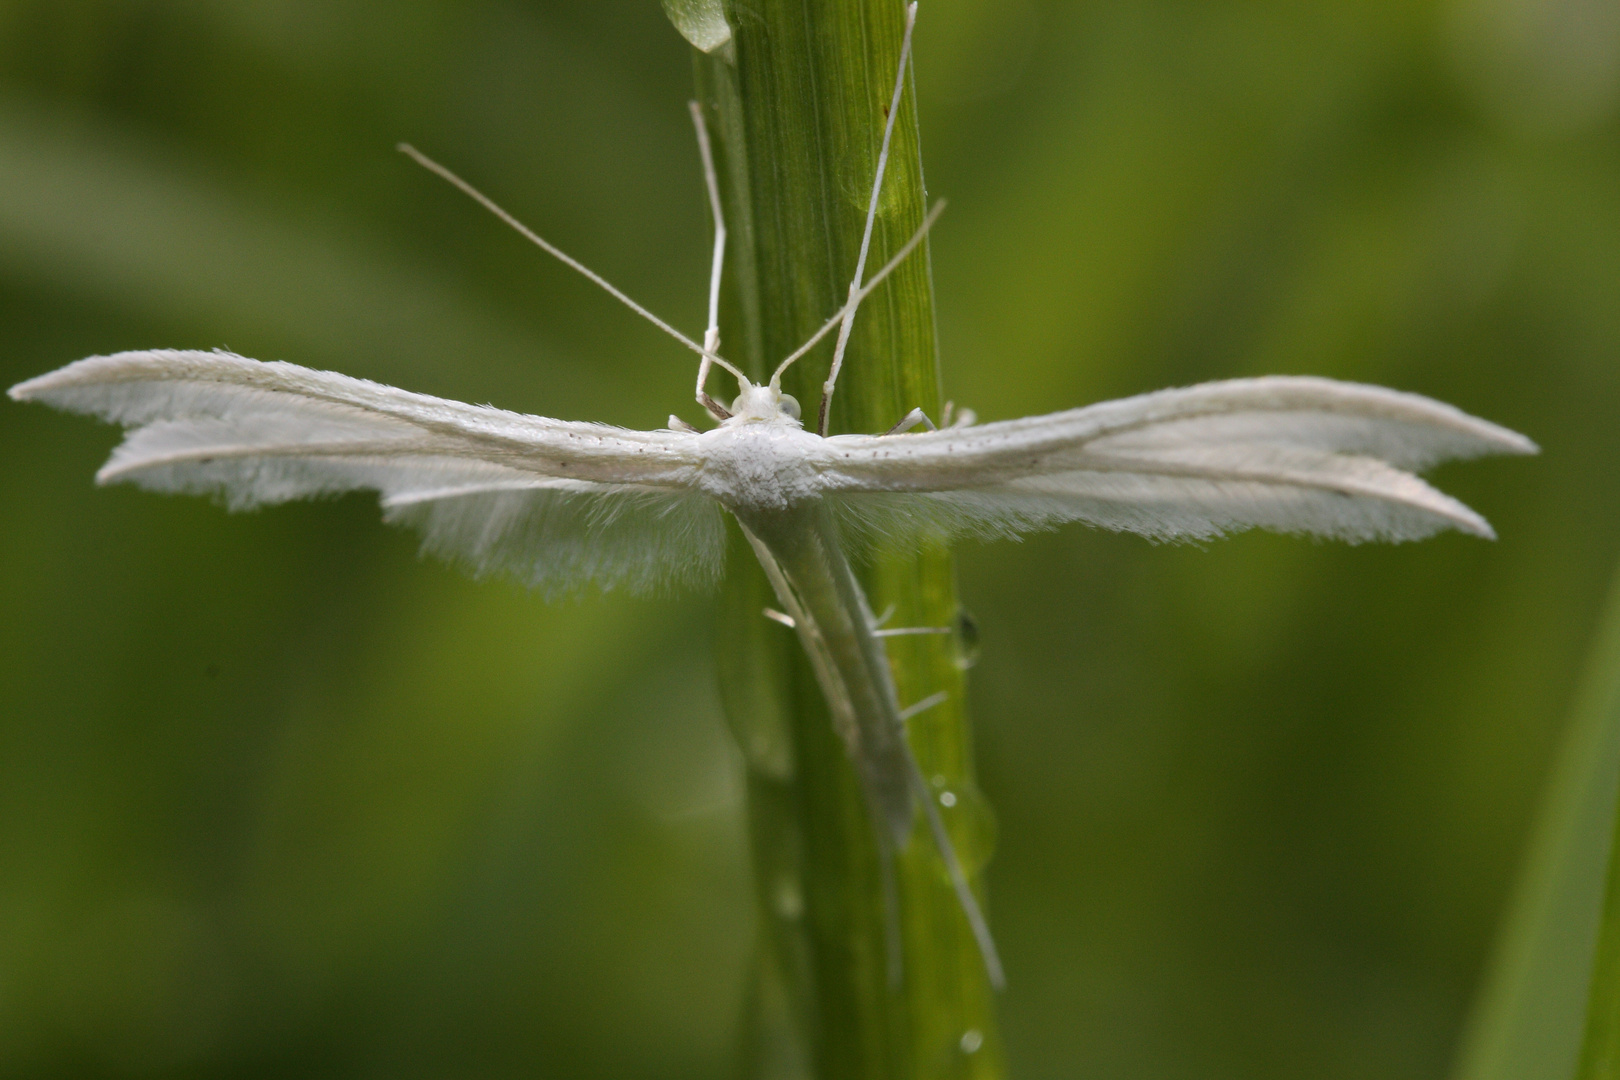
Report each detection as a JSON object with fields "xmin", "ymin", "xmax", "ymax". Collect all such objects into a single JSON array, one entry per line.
[
  {"xmin": 679, "ymin": 1, "xmax": 1006, "ymax": 1076},
  {"xmin": 1453, "ymin": 568, "xmax": 1620, "ymax": 1080}
]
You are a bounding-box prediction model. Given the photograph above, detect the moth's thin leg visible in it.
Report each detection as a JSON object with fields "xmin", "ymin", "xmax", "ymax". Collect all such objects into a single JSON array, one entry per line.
[
  {"xmin": 762, "ymin": 607, "xmax": 796, "ymax": 628},
  {"xmin": 769, "ymin": 199, "xmax": 945, "ymax": 389},
  {"xmin": 882, "ymin": 407, "xmax": 937, "ymax": 436},
  {"xmin": 897, "ymin": 690, "xmax": 949, "ymax": 722},
  {"xmin": 814, "ymin": 1, "xmax": 919, "ymax": 437},
  {"xmin": 869, "ymin": 605, "xmax": 951, "ymax": 637},
  {"xmin": 901, "ymin": 740, "xmax": 1006, "ymax": 990},
  {"xmin": 397, "ymin": 143, "xmax": 745, "ymax": 386},
  {"xmin": 688, "ymin": 101, "xmax": 733, "ymax": 422}
]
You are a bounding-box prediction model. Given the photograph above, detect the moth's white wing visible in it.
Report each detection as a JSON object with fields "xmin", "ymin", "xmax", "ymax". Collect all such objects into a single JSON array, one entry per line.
[
  {"xmin": 10, "ymin": 349, "xmax": 723, "ymax": 591},
  {"xmin": 816, "ymin": 377, "xmax": 1536, "ymax": 544}
]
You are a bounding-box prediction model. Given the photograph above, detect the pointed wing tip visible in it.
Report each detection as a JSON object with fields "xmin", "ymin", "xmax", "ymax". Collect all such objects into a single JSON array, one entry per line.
[
  {"xmin": 3, "ymin": 359, "xmax": 109, "ymax": 401},
  {"xmin": 8, "ymin": 354, "xmax": 135, "ymax": 402},
  {"xmin": 1504, "ymin": 431, "xmax": 1539, "ymax": 456},
  {"xmin": 8, "ymin": 356, "xmax": 127, "ymax": 407},
  {"xmin": 93, "ymin": 462, "xmax": 131, "ymax": 486},
  {"xmin": 1470, "ymin": 417, "xmax": 1538, "ymax": 458},
  {"xmin": 8, "ymin": 349, "xmax": 263, "ymax": 406},
  {"xmin": 1443, "ymin": 501, "xmax": 1498, "ymax": 541},
  {"xmin": 8, "ymin": 370, "xmax": 58, "ymax": 402}
]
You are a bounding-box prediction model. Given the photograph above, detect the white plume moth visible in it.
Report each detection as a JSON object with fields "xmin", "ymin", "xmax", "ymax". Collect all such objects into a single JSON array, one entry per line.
[{"xmin": 7, "ymin": 4, "xmax": 1535, "ymax": 992}]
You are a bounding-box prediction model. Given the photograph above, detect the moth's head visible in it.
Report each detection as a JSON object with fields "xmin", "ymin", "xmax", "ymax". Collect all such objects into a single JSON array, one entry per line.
[{"xmin": 727, "ymin": 379, "xmax": 802, "ymax": 428}]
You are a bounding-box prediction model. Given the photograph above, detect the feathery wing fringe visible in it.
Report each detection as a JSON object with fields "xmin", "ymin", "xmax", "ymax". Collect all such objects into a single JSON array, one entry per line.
[
  {"xmin": 9, "ymin": 349, "xmax": 719, "ymax": 592},
  {"xmin": 384, "ymin": 484, "xmax": 724, "ymax": 594},
  {"xmin": 821, "ymin": 376, "xmax": 1536, "ymax": 545}
]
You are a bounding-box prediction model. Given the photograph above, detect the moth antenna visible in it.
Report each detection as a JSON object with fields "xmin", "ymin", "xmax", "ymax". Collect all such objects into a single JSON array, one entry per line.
[
  {"xmin": 688, "ymin": 101, "xmax": 734, "ymax": 421},
  {"xmin": 770, "ymin": 199, "xmax": 946, "ymax": 389},
  {"xmin": 815, "ymin": 0, "xmax": 919, "ymax": 437},
  {"xmin": 397, "ymin": 142, "xmax": 745, "ymax": 385}
]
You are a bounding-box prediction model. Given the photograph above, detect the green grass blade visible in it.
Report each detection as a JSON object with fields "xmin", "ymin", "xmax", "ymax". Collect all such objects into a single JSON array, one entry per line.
[
  {"xmin": 1581, "ymin": 780, "xmax": 1620, "ymax": 1076},
  {"xmin": 1575, "ymin": 570, "xmax": 1620, "ymax": 1077},
  {"xmin": 1453, "ymin": 567, "xmax": 1620, "ymax": 1080}
]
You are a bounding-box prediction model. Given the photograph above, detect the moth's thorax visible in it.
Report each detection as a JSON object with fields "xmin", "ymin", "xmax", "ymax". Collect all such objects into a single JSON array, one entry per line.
[{"xmin": 697, "ymin": 412, "xmax": 823, "ymax": 510}]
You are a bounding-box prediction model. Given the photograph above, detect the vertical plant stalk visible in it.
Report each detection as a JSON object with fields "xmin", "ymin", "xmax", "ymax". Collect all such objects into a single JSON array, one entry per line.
[
  {"xmin": 1582, "ymin": 796, "xmax": 1620, "ymax": 1079},
  {"xmin": 685, "ymin": 1, "xmax": 1006, "ymax": 1076},
  {"xmin": 1575, "ymin": 570, "xmax": 1620, "ymax": 1080},
  {"xmin": 1454, "ymin": 566, "xmax": 1620, "ymax": 1080}
]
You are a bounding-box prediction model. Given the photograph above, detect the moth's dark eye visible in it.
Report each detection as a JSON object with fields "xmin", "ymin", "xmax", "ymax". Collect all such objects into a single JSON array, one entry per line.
[{"xmin": 779, "ymin": 394, "xmax": 801, "ymax": 420}]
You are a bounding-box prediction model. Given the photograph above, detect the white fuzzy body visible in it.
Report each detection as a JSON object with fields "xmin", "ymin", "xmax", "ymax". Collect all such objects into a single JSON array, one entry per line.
[{"xmin": 697, "ymin": 415, "xmax": 823, "ymax": 511}]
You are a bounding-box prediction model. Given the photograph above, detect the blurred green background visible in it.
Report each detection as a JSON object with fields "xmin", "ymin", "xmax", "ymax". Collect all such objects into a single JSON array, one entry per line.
[{"xmin": 1, "ymin": 0, "xmax": 1616, "ymax": 1076}]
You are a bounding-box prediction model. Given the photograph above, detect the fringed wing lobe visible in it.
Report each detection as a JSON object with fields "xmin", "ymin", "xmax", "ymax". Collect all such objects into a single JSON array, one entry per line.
[
  {"xmin": 383, "ymin": 483, "xmax": 724, "ymax": 595},
  {"xmin": 815, "ymin": 376, "xmax": 1536, "ymax": 545},
  {"xmin": 10, "ymin": 349, "xmax": 720, "ymax": 592}
]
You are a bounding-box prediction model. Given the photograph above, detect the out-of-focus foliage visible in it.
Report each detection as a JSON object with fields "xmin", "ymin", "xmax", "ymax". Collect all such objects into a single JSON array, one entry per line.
[{"xmin": 0, "ymin": 1, "xmax": 1614, "ymax": 1078}]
